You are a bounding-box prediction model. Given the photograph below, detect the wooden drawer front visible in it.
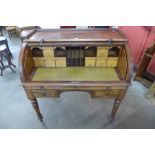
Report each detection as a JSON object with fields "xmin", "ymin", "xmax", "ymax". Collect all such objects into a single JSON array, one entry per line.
[
  {"xmin": 33, "ymin": 58, "xmax": 45, "ymax": 67},
  {"xmin": 109, "ymin": 89, "xmax": 120, "ymax": 96},
  {"xmin": 97, "ymin": 47, "xmax": 108, "ymax": 57},
  {"xmin": 94, "ymin": 89, "xmax": 120, "ymax": 97},
  {"xmin": 85, "ymin": 57, "xmax": 96, "ymax": 67},
  {"xmin": 107, "ymin": 57, "xmax": 118, "ymax": 67},
  {"xmin": 96, "ymin": 58, "xmax": 107, "ymax": 67},
  {"xmin": 55, "ymin": 58, "xmax": 66, "ymax": 67},
  {"xmin": 94, "ymin": 90, "xmax": 109, "ymax": 97},
  {"xmin": 32, "ymin": 90, "xmax": 58, "ymax": 98},
  {"xmin": 44, "ymin": 58, "xmax": 55, "ymax": 67},
  {"xmin": 43, "ymin": 47, "xmax": 54, "ymax": 57}
]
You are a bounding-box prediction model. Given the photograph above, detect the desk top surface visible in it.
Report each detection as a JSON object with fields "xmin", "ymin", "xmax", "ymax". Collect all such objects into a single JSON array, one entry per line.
[
  {"xmin": 31, "ymin": 67, "xmax": 120, "ymax": 82},
  {"xmin": 25, "ymin": 28, "xmax": 127, "ymax": 43}
]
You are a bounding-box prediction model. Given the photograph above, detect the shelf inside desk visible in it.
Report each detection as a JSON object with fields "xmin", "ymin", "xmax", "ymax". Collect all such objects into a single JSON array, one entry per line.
[{"xmin": 31, "ymin": 67, "xmax": 120, "ymax": 82}]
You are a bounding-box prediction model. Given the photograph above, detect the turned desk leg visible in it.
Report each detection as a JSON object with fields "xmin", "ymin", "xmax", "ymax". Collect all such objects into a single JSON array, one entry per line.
[
  {"xmin": 109, "ymin": 89, "xmax": 127, "ymax": 121},
  {"xmin": 110, "ymin": 99, "xmax": 121, "ymax": 121},
  {"xmin": 30, "ymin": 98, "xmax": 43, "ymax": 122}
]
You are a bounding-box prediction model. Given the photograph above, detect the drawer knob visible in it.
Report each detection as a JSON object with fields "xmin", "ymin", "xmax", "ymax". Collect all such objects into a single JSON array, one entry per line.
[
  {"xmin": 39, "ymin": 86, "xmax": 44, "ymax": 89},
  {"xmin": 43, "ymin": 93, "xmax": 48, "ymax": 96}
]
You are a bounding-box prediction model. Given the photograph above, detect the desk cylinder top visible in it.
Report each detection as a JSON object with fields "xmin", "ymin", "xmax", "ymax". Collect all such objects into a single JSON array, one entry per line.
[{"xmin": 23, "ymin": 28, "xmax": 127, "ymax": 45}]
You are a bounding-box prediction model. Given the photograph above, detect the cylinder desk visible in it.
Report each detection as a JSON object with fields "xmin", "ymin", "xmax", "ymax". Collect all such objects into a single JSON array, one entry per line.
[{"xmin": 19, "ymin": 28, "xmax": 132, "ymax": 122}]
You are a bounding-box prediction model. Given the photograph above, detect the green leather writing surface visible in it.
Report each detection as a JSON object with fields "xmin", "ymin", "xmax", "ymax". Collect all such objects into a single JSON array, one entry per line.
[{"xmin": 32, "ymin": 67, "xmax": 119, "ymax": 81}]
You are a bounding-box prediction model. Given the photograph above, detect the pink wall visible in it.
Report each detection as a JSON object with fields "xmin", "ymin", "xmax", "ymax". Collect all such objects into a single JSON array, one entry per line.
[{"xmin": 119, "ymin": 26, "xmax": 155, "ymax": 74}]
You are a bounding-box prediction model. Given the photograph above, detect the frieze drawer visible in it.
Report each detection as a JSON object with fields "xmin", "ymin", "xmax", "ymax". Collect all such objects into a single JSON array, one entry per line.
[
  {"xmin": 32, "ymin": 90, "xmax": 58, "ymax": 98},
  {"xmin": 93, "ymin": 89, "xmax": 120, "ymax": 98}
]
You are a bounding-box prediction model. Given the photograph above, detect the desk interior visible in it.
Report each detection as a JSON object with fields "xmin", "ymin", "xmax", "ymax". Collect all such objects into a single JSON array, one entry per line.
[{"xmin": 31, "ymin": 67, "xmax": 120, "ymax": 82}]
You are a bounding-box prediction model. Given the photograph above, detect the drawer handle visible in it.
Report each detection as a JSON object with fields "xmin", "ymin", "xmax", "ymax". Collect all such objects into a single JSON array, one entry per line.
[
  {"xmin": 43, "ymin": 93, "xmax": 48, "ymax": 96},
  {"xmin": 39, "ymin": 86, "xmax": 44, "ymax": 90},
  {"xmin": 106, "ymin": 87, "xmax": 111, "ymax": 96}
]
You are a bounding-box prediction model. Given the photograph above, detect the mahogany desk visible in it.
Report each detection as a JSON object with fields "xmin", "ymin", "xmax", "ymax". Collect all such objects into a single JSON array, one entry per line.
[{"xmin": 19, "ymin": 28, "xmax": 132, "ymax": 122}]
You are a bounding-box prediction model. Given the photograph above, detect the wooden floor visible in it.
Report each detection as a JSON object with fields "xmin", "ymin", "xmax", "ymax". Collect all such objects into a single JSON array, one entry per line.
[{"xmin": 31, "ymin": 67, "xmax": 120, "ymax": 82}]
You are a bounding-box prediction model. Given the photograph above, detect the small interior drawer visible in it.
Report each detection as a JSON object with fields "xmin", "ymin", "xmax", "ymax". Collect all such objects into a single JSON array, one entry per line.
[
  {"xmin": 96, "ymin": 57, "xmax": 107, "ymax": 67},
  {"xmin": 85, "ymin": 57, "xmax": 96, "ymax": 67},
  {"xmin": 55, "ymin": 57, "xmax": 66, "ymax": 67},
  {"xmin": 43, "ymin": 47, "xmax": 54, "ymax": 57},
  {"xmin": 107, "ymin": 57, "xmax": 118, "ymax": 67},
  {"xmin": 33, "ymin": 58, "xmax": 45, "ymax": 67},
  {"xmin": 97, "ymin": 47, "xmax": 108, "ymax": 57},
  {"xmin": 44, "ymin": 58, "xmax": 55, "ymax": 67}
]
